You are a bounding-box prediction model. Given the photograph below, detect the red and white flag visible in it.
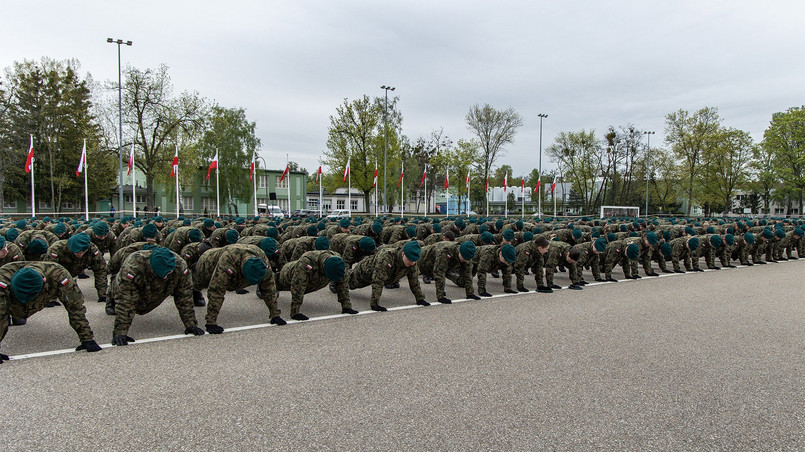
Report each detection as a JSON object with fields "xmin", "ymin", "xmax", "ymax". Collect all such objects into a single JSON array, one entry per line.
[
  {"xmin": 503, "ymin": 173, "xmax": 508, "ymax": 192},
  {"xmin": 127, "ymin": 144, "xmax": 134, "ymax": 176},
  {"xmin": 533, "ymin": 179, "xmax": 541, "ymax": 193},
  {"xmin": 465, "ymin": 170, "xmax": 470, "ymax": 190},
  {"xmin": 316, "ymin": 162, "xmax": 323, "ymax": 184},
  {"xmin": 206, "ymin": 152, "xmax": 218, "ymax": 180},
  {"xmin": 444, "ymin": 168, "xmax": 449, "ymax": 189},
  {"xmin": 280, "ymin": 162, "xmax": 290, "ymax": 183},
  {"xmin": 249, "ymin": 153, "xmax": 255, "ymax": 181},
  {"xmin": 419, "ymin": 165, "xmax": 427, "ymax": 188},
  {"xmin": 24, "ymin": 135, "xmax": 34, "ymax": 173},
  {"xmin": 170, "ymin": 148, "xmax": 179, "ymax": 178},
  {"xmin": 76, "ymin": 139, "xmax": 87, "ymax": 177},
  {"xmin": 521, "ymin": 177, "xmax": 525, "ymax": 193},
  {"xmin": 342, "ymin": 157, "xmax": 350, "ymax": 183},
  {"xmin": 372, "ymin": 167, "xmax": 378, "ymax": 187},
  {"xmin": 398, "ymin": 164, "xmax": 404, "ymax": 187},
  {"xmin": 485, "ymin": 177, "xmax": 489, "ymax": 193},
  {"xmin": 550, "ymin": 175, "xmax": 558, "ymax": 194}
]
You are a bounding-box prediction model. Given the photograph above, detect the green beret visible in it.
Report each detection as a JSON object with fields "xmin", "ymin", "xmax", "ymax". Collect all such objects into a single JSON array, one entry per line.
[
  {"xmin": 746, "ymin": 220, "xmax": 755, "ymax": 227},
  {"xmin": 93, "ymin": 222, "xmax": 109, "ymax": 236},
  {"xmin": 709, "ymin": 235, "xmax": 722, "ymax": 249},
  {"xmin": 27, "ymin": 238, "xmax": 48, "ymax": 255},
  {"xmin": 11, "ymin": 267, "xmax": 44, "ymax": 303},
  {"xmin": 501, "ymin": 244, "xmax": 516, "ymax": 263},
  {"xmin": 594, "ymin": 238, "xmax": 607, "ymax": 252},
  {"xmin": 203, "ymin": 219, "xmax": 214, "ymax": 228},
  {"xmin": 315, "ymin": 236, "xmax": 330, "ymax": 250},
  {"xmin": 225, "ymin": 229, "xmax": 239, "ymax": 244},
  {"xmin": 142, "ymin": 223, "xmax": 158, "ymax": 239},
  {"xmin": 323, "ymin": 256, "xmax": 346, "ymax": 281},
  {"xmin": 660, "ymin": 242, "xmax": 672, "ymax": 257},
  {"xmin": 688, "ymin": 237, "xmax": 700, "ymax": 251},
  {"xmin": 523, "ymin": 231, "xmax": 534, "ymax": 242},
  {"xmin": 406, "ymin": 226, "xmax": 416, "ymax": 239},
  {"xmin": 775, "ymin": 229, "xmax": 786, "ymax": 239},
  {"xmin": 432, "ymin": 223, "xmax": 442, "ymax": 233},
  {"xmin": 591, "ymin": 229, "xmax": 600, "ymax": 238},
  {"xmin": 454, "ymin": 218, "xmax": 465, "ymax": 230},
  {"xmin": 571, "ymin": 229, "xmax": 582, "ymax": 240},
  {"xmin": 480, "ymin": 231, "xmax": 495, "ymax": 244},
  {"xmin": 371, "ymin": 222, "xmax": 382, "ymax": 235},
  {"xmin": 706, "ymin": 226, "xmax": 715, "ymax": 234},
  {"xmin": 403, "ymin": 240, "xmax": 421, "ymax": 262},
  {"xmin": 242, "ymin": 257, "xmax": 268, "ymax": 284},
  {"xmin": 626, "ymin": 243, "xmax": 640, "ymax": 260},
  {"xmin": 235, "ymin": 217, "xmax": 245, "ymax": 225},
  {"xmin": 478, "ymin": 224, "xmax": 488, "ymax": 234},
  {"xmin": 795, "ymin": 228, "xmax": 804, "ymax": 238},
  {"xmin": 318, "ymin": 222, "xmax": 327, "ymax": 231},
  {"xmin": 515, "ymin": 220, "xmax": 524, "ymax": 231},
  {"xmin": 149, "ymin": 248, "xmax": 176, "ymax": 278},
  {"xmin": 214, "ymin": 222, "xmax": 223, "ymax": 229},
  {"xmin": 619, "ymin": 224, "xmax": 627, "ymax": 232},
  {"xmin": 153, "ymin": 216, "xmax": 164, "ymax": 222},
  {"xmin": 606, "ymin": 233, "xmax": 617, "ymax": 243},
  {"xmin": 15, "ymin": 220, "xmax": 26, "ymax": 229},
  {"xmin": 744, "ymin": 232, "xmax": 755, "ymax": 244},
  {"xmin": 645, "ymin": 231, "xmax": 658, "ymax": 245},
  {"xmin": 502, "ymin": 229, "xmax": 515, "ymax": 241},
  {"xmin": 181, "ymin": 219, "xmax": 191, "ymax": 226},
  {"xmin": 67, "ymin": 233, "xmax": 91, "ymax": 253},
  {"xmin": 533, "ymin": 227, "xmax": 542, "ymax": 234},
  {"xmin": 663, "ymin": 231, "xmax": 671, "ymax": 242},
  {"xmin": 339, "ymin": 218, "xmax": 351, "ymax": 228},
  {"xmin": 726, "ymin": 227, "xmax": 734, "ymax": 235},
  {"xmin": 359, "ymin": 237, "xmax": 376, "ymax": 253},
  {"xmin": 307, "ymin": 225, "xmax": 318, "ymax": 236},
  {"xmin": 724, "ymin": 234, "xmax": 735, "ymax": 246},
  {"xmin": 5, "ymin": 228, "xmax": 19, "ymax": 242},
  {"xmin": 459, "ymin": 241, "xmax": 476, "ymax": 260},
  {"xmin": 188, "ymin": 229, "xmax": 202, "ymax": 242},
  {"xmin": 762, "ymin": 228, "xmax": 774, "ymax": 240},
  {"xmin": 685, "ymin": 226, "xmax": 695, "ymax": 236},
  {"xmin": 495, "ymin": 220, "xmax": 504, "ymax": 231},
  {"xmin": 259, "ymin": 237, "xmax": 278, "ymax": 255},
  {"xmin": 42, "ymin": 216, "xmax": 51, "ymax": 223},
  {"xmin": 53, "ymin": 223, "xmax": 67, "ymax": 235},
  {"xmin": 266, "ymin": 227, "xmax": 279, "ymax": 239},
  {"xmin": 142, "ymin": 244, "xmax": 158, "ymax": 251},
  {"xmin": 0, "ymin": 236, "xmax": 5, "ymax": 249}
]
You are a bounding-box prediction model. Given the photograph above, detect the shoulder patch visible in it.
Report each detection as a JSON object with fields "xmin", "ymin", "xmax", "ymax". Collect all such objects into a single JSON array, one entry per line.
[
  {"xmin": 183, "ymin": 269, "xmax": 189, "ymax": 275},
  {"xmin": 126, "ymin": 273, "xmax": 135, "ymax": 280},
  {"xmin": 525, "ymin": 251, "xmax": 530, "ymax": 255},
  {"xmin": 60, "ymin": 277, "xmax": 70, "ymax": 286},
  {"xmin": 225, "ymin": 268, "xmax": 234, "ymax": 275},
  {"xmin": 387, "ymin": 263, "xmax": 392, "ymax": 268},
  {"xmin": 184, "ymin": 254, "xmax": 191, "ymax": 259},
  {"xmin": 446, "ymin": 254, "xmax": 452, "ymax": 259},
  {"xmin": 0, "ymin": 281, "xmax": 7, "ymax": 289},
  {"xmin": 351, "ymin": 246, "xmax": 356, "ymax": 250},
  {"xmin": 94, "ymin": 250, "xmax": 99, "ymax": 256},
  {"xmin": 305, "ymin": 264, "xmax": 313, "ymax": 270},
  {"xmin": 50, "ymin": 252, "xmax": 58, "ymax": 258}
]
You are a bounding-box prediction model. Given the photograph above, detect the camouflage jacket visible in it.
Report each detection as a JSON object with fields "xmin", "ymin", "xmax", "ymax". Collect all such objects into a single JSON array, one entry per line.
[
  {"xmin": 163, "ymin": 226, "xmax": 199, "ymax": 253},
  {"xmin": 419, "ymin": 241, "xmax": 474, "ymax": 298},
  {"xmin": 109, "ymin": 242, "xmax": 154, "ymax": 275},
  {"xmin": 349, "ymin": 245, "xmax": 424, "ymax": 306},
  {"xmin": 0, "ymin": 242, "xmax": 25, "ymax": 267},
  {"xmin": 329, "ymin": 233, "xmax": 373, "ymax": 267},
  {"xmin": 43, "ymin": 239, "xmax": 108, "ymax": 298},
  {"xmin": 277, "ymin": 249, "xmax": 349, "ymax": 308}
]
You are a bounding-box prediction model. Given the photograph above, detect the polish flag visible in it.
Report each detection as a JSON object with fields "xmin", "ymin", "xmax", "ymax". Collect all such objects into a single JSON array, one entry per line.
[
  {"xmin": 485, "ymin": 177, "xmax": 489, "ymax": 193},
  {"xmin": 398, "ymin": 165, "xmax": 404, "ymax": 187},
  {"xmin": 24, "ymin": 135, "xmax": 34, "ymax": 173},
  {"xmin": 170, "ymin": 148, "xmax": 178, "ymax": 177},
  {"xmin": 521, "ymin": 177, "xmax": 525, "ymax": 193},
  {"xmin": 206, "ymin": 152, "xmax": 218, "ymax": 180},
  {"xmin": 503, "ymin": 173, "xmax": 508, "ymax": 192},
  {"xmin": 316, "ymin": 163, "xmax": 323, "ymax": 184},
  {"xmin": 550, "ymin": 175, "xmax": 558, "ymax": 194},
  {"xmin": 342, "ymin": 158, "xmax": 350, "ymax": 183},
  {"xmin": 372, "ymin": 167, "xmax": 378, "ymax": 187},
  {"xmin": 465, "ymin": 170, "xmax": 470, "ymax": 190},
  {"xmin": 249, "ymin": 153, "xmax": 255, "ymax": 181},
  {"xmin": 419, "ymin": 165, "xmax": 427, "ymax": 188},
  {"xmin": 533, "ymin": 180, "xmax": 541, "ymax": 193},
  {"xmin": 76, "ymin": 140, "xmax": 87, "ymax": 177},
  {"xmin": 127, "ymin": 145, "xmax": 134, "ymax": 176},
  {"xmin": 444, "ymin": 169, "xmax": 449, "ymax": 189},
  {"xmin": 280, "ymin": 162, "xmax": 290, "ymax": 182}
]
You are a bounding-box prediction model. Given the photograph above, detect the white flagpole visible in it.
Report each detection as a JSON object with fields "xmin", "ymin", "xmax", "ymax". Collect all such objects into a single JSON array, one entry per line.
[
  {"xmin": 252, "ymin": 153, "xmax": 257, "ymax": 217},
  {"xmin": 445, "ymin": 166, "xmax": 449, "ymax": 216},
  {"xmin": 400, "ymin": 161, "xmax": 404, "ymax": 217},
  {"xmin": 485, "ymin": 173, "xmax": 489, "ymax": 218},
  {"xmin": 521, "ymin": 177, "xmax": 525, "ymax": 219},
  {"xmin": 466, "ymin": 171, "xmax": 470, "ymax": 215},
  {"xmin": 30, "ymin": 135, "xmax": 35, "ymax": 218},
  {"xmin": 287, "ymin": 154, "xmax": 291, "ymax": 214},
  {"xmin": 348, "ymin": 155, "xmax": 352, "ymax": 218},
  {"xmin": 131, "ymin": 144, "xmax": 137, "ymax": 218},
  {"xmin": 554, "ymin": 176, "xmax": 558, "ymax": 217},
  {"xmin": 215, "ymin": 153, "xmax": 220, "ymax": 217},
  {"xmin": 175, "ymin": 143, "xmax": 180, "ymax": 218},
  {"xmin": 83, "ymin": 139, "xmax": 89, "ymax": 221},
  {"xmin": 505, "ymin": 172, "xmax": 509, "ymax": 219},
  {"xmin": 319, "ymin": 158, "xmax": 323, "ymax": 219},
  {"xmin": 424, "ymin": 164, "xmax": 428, "ymax": 218},
  {"xmin": 374, "ymin": 159, "xmax": 378, "ymax": 218}
]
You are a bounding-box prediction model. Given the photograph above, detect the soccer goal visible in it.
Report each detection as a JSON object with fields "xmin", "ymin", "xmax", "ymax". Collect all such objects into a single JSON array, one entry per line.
[{"xmin": 600, "ymin": 205, "xmax": 641, "ymax": 218}]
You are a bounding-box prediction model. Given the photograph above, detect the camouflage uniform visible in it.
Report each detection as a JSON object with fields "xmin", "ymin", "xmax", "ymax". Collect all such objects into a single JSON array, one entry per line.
[
  {"xmin": 180, "ymin": 240, "xmax": 214, "ymax": 271},
  {"xmin": 349, "ymin": 246, "xmax": 425, "ymax": 307},
  {"xmin": 277, "ymin": 250, "xmax": 351, "ymax": 316},
  {"xmin": 513, "ymin": 240, "xmax": 543, "ymax": 290},
  {"xmin": 163, "ymin": 226, "xmax": 201, "ymax": 254},
  {"xmin": 0, "ymin": 242, "xmax": 25, "ymax": 267},
  {"xmin": 43, "ymin": 239, "xmax": 108, "ymax": 299},
  {"xmin": 474, "ymin": 244, "xmax": 513, "ymax": 294},
  {"xmin": 418, "ymin": 241, "xmax": 474, "ymax": 299},
  {"xmin": 571, "ymin": 241, "xmax": 601, "ymax": 284},
  {"xmin": 16, "ymin": 230, "xmax": 59, "ymax": 261},
  {"xmin": 108, "ymin": 249, "xmax": 199, "ymax": 337},
  {"xmin": 329, "ymin": 233, "xmax": 373, "ymax": 268},
  {"xmin": 237, "ymin": 236, "xmax": 286, "ymax": 273},
  {"xmin": 87, "ymin": 229, "xmax": 117, "ymax": 256},
  {"xmin": 538, "ymin": 241, "xmax": 576, "ymax": 287},
  {"xmin": 117, "ymin": 226, "xmax": 163, "ymax": 249},
  {"xmin": 0, "ymin": 261, "xmax": 95, "ymax": 347},
  {"xmin": 108, "ymin": 242, "xmax": 155, "ymax": 276},
  {"xmin": 290, "ymin": 236, "xmax": 318, "ymax": 261},
  {"xmin": 194, "ymin": 244, "xmax": 279, "ymax": 326},
  {"xmin": 600, "ymin": 240, "xmax": 629, "ymax": 279},
  {"xmin": 352, "ymin": 222, "xmax": 383, "ymax": 245},
  {"xmin": 207, "ymin": 227, "xmax": 237, "ymax": 248},
  {"xmin": 668, "ymin": 237, "xmax": 695, "ymax": 272}
]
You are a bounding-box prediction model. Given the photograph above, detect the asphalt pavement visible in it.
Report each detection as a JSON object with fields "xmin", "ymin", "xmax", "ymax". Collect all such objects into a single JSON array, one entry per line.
[{"xmin": 1, "ymin": 260, "xmax": 803, "ymax": 450}]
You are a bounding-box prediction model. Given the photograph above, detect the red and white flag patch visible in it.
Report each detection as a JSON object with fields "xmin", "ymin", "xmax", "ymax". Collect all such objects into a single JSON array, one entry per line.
[
  {"xmin": 60, "ymin": 277, "xmax": 70, "ymax": 286},
  {"xmin": 50, "ymin": 252, "xmax": 58, "ymax": 258},
  {"xmin": 126, "ymin": 273, "xmax": 135, "ymax": 280},
  {"xmin": 0, "ymin": 281, "xmax": 7, "ymax": 289},
  {"xmin": 225, "ymin": 268, "xmax": 234, "ymax": 275}
]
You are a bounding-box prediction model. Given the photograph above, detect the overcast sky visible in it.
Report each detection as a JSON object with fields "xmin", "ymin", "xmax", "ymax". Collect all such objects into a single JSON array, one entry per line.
[{"xmin": 3, "ymin": 1, "xmax": 804, "ymax": 177}]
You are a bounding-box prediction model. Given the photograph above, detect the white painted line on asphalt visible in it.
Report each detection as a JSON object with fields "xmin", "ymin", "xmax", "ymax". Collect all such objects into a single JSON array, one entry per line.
[{"xmin": 5, "ymin": 260, "xmax": 793, "ymax": 362}]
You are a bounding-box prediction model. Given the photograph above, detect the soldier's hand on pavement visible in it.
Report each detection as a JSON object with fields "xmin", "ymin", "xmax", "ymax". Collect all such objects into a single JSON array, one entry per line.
[
  {"xmin": 112, "ymin": 335, "xmax": 136, "ymax": 346},
  {"xmin": 0, "ymin": 352, "xmax": 9, "ymax": 363},
  {"xmin": 437, "ymin": 297, "xmax": 452, "ymax": 304},
  {"xmin": 205, "ymin": 324, "xmax": 225, "ymax": 334},
  {"xmin": 416, "ymin": 299, "xmax": 431, "ymax": 306},
  {"xmin": 270, "ymin": 316, "xmax": 287, "ymax": 325},
  {"xmin": 503, "ymin": 288, "xmax": 517, "ymax": 294},
  {"xmin": 479, "ymin": 292, "xmax": 493, "ymax": 297},
  {"xmin": 467, "ymin": 293, "xmax": 481, "ymax": 300},
  {"xmin": 76, "ymin": 340, "xmax": 102, "ymax": 352},
  {"xmin": 184, "ymin": 326, "xmax": 205, "ymax": 336}
]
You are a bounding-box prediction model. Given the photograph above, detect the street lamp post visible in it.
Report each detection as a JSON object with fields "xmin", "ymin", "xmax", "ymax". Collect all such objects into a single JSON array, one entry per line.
[
  {"xmin": 107, "ymin": 37, "xmax": 132, "ymax": 217},
  {"xmin": 381, "ymin": 85, "xmax": 395, "ymax": 213},
  {"xmin": 537, "ymin": 113, "xmax": 548, "ymax": 218},
  {"xmin": 643, "ymin": 130, "xmax": 655, "ymax": 217}
]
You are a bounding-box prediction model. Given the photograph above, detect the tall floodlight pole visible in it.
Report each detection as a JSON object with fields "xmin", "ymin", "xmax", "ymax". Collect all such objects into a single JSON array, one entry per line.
[
  {"xmin": 107, "ymin": 38, "xmax": 132, "ymax": 217},
  {"xmin": 381, "ymin": 85, "xmax": 395, "ymax": 213},
  {"xmin": 643, "ymin": 130, "xmax": 655, "ymax": 217},
  {"xmin": 537, "ymin": 114, "xmax": 548, "ymax": 218}
]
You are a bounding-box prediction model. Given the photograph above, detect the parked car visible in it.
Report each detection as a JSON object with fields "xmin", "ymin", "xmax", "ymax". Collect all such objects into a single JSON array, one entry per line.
[
  {"xmin": 291, "ymin": 209, "xmax": 318, "ymax": 218},
  {"xmin": 326, "ymin": 209, "xmax": 351, "ymax": 219},
  {"xmin": 258, "ymin": 204, "xmax": 285, "ymax": 219}
]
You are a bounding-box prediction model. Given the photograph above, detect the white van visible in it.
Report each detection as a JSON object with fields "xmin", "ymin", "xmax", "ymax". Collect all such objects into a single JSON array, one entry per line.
[{"xmin": 258, "ymin": 204, "xmax": 285, "ymax": 219}]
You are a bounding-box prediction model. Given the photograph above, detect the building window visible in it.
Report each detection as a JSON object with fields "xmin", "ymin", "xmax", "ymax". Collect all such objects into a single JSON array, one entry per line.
[
  {"xmin": 336, "ymin": 200, "xmax": 345, "ymax": 209},
  {"xmin": 277, "ymin": 199, "xmax": 289, "ymax": 210},
  {"xmin": 182, "ymin": 196, "xmax": 194, "ymax": 211},
  {"xmin": 322, "ymin": 201, "xmax": 332, "ymax": 211},
  {"xmin": 3, "ymin": 199, "xmax": 17, "ymax": 209},
  {"xmin": 308, "ymin": 199, "xmax": 319, "ymax": 209},
  {"xmin": 351, "ymin": 200, "xmax": 358, "ymax": 210},
  {"xmin": 61, "ymin": 201, "xmax": 78, "ymax": 210},
  {"xmin": 258, "ymin": 174, "xmax": 270, "ymax": 189},
  {"xmin": 201, "ymin": 197, "xmax": 217, "ymax": 213},
  {"xmin": 275, "ymin": 175, "xmax": 288, "ymax": 189},
  {"xmin": 39, "ymin": 200, "xmax": 53, "ymax": 210}
]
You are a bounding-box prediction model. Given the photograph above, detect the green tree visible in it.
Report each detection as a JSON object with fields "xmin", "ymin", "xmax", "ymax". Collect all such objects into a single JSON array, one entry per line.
[
  {"xmin": 648, "ymin": 147, "xmax": 681, "ymax": 214},
  {"xmin": 748, "ymin": 141, "xmax": 776, "ymax": 214},
  {"xmin": 465, "ymin": 103, "xmax": 523, "ymax": 215},
  {"xmin": 546, "ymin": 130, "xmax": 604, "ymax": 214},
  {"xmin": 762, "ymin": 106, "xmax": 805, "ymax": 214},
  {"xmin": 324, "ymin": 94, "xmax": 402, "ymax": 213},
  {"xmin": 197, "ymin": 106, "xmax": 260, "ymax": 216},
  {"xmin": 664, "ymin": 107, "xmax": 721, "ymax": 215},
  {"xmin": 492, "ymin": 164, "xmax": 514, "ymax": 188},
  {"xmin": 2, "ymin": 58, "xmax": 116, "ymax": 213},
  {"xmin": 699, "ymin": 128, "xmax": 753, "ymax": 215}
]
